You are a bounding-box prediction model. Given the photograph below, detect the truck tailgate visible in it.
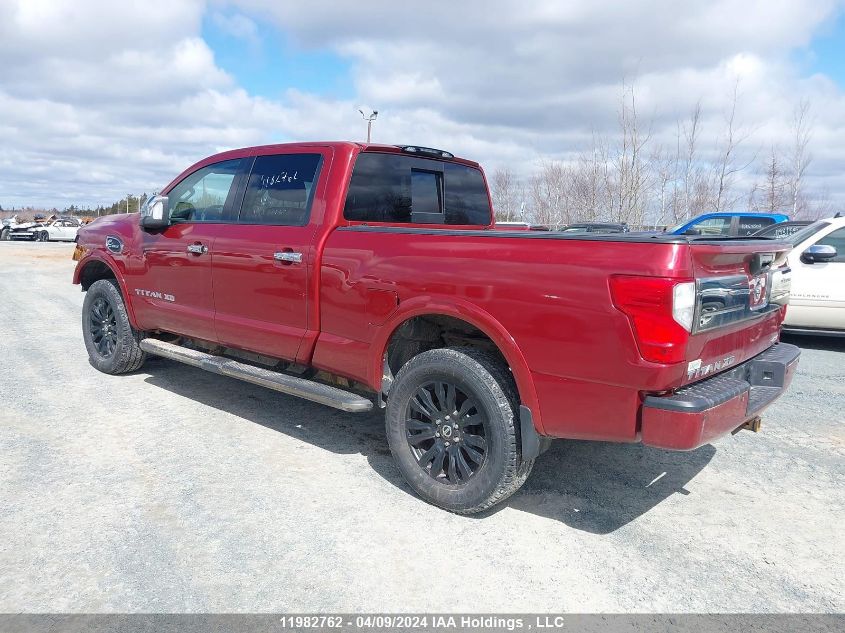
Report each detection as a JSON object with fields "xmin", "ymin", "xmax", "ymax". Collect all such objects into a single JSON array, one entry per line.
[{"xmin": 681, "ymin": 239, "xmax": 792, "ymax": 387}]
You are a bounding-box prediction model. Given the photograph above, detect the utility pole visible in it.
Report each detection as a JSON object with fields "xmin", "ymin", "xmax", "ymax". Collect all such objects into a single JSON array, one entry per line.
[{"xmin": 358, "ymin": 108, "xmax": 378, "ymax": 143}]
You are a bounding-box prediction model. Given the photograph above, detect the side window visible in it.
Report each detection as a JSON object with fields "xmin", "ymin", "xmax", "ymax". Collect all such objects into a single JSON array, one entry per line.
[
  {"xmin": 691, "ymin": 217, "xmax": 732, "ymax": 235},
  {"xmin": 343, "ymin": 153, "xmax": 492, "ymax": 225},
  {"xmin": 343, "ymin": 153, "xmax": 411, "ymax": 222},
  {"xmin": 815, "ymin": 228, "xmax": 845, "ymax": 263},
  {"xmin": 444, "ymin": 161, "xmax": 492, "ymax": 225},
  {"xmin": 238, "ymin": 153, "xmax": 323, "ymax": 226},
  {"xmin": 737, "ymin": 216, "xmax": 775, "ymax": 236},
  {"xmin": 167, "ymin": 159, "xmax": 241, "ymax": 223}
]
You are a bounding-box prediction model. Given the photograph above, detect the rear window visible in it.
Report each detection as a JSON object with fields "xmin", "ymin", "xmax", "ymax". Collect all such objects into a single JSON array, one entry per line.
[
  {"xmin": 343, "ymin": 153, "xmax": 491, "ymax": 225},
  {"xmin": 737, "ymin": 215, "xmax": 775, "ymax": 236}
]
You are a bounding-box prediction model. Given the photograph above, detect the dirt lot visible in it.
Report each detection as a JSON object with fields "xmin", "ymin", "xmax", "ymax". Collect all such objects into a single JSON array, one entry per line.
[{"xmin": 0, "ymin": 241, "xmax": 843, "ymax": 612}]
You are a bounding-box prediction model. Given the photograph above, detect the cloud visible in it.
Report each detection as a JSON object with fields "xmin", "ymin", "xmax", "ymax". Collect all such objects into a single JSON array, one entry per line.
[
  {"xmin": 1, "ymin": 0, "xmax": 844, "ymax": 210},
  {"xmin": 210, "ymin": 10, "xmax": 260, "ymax": 47}
]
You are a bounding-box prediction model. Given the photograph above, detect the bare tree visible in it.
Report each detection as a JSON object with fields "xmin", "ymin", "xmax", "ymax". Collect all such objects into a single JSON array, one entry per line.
[
  {"xmin": 681, "ymin": 102, "xmax": 704, "ymax": 219},
  {"xmin": 788, "ymin": 99, "xmax": 813, "ymax": 218},
  {"xmin": 490, "ymin": 168, "xmax": 522, "ymax": 222},
  {"xmin": 711, "ymin": 80, "xmax": 755, "ymax": 213},
  {"xmin": 610, "ymin": 80, "xmax": 652, "ymax": 225},
  {"xmin": 529, "ymin": 161, "xmax": 568, "ymax": 228},
  {"xmin": 750, "ymin": 146, "xmax": 788, "ymax": 213}
]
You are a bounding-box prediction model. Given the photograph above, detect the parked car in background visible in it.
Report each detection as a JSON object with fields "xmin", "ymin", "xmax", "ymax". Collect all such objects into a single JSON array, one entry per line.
[
  {"xmin": 752, "ymin": 221, "xmax": 813, "ymax": 239},
  {"xmin": 669, "ymin": 212, "xmax": 789, "ymax": 237},
  {"xmin": 559, "ymin": 222, "xmax": 628, "ymax": 234},
  {"xmin": 779, "ymin": 214, "xmax": 845, "ymax": 336},
  {"xmin": 2, "ymin": 217, "xmax": 45, "ymax": 241},
  {"xmin": 493, "ymin": 221, "xmax": 551, "ymax": 231},
  {"xmin": 2, "ymin": 217, "xmax": 81, "ymax": 241},
  {"xmin": 32, "ymin": 217, "xmax": 82, "ymax": 242}
]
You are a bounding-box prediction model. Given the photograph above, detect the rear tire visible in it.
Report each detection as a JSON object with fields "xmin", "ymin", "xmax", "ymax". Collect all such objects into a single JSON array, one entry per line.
[
  {"xmin": 82, "ymin": 279, "xmax": 146, "ymax": 374},
  {"xmin": 385, "ymin": 346, "xmax": 534, "ymax": 514}
]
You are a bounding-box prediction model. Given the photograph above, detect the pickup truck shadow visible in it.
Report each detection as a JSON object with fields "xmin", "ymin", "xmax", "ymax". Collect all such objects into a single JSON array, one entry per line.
[
  {"xmin": 143, "ymin": 359, "xmax": 714, "ymax": 534},
  {"xmin": 780, "ymin": 333, "xmax": 845, "ymax": 352},
  {"xmin": 503, "ymin": 440, "xmax": 715, "ymax": 534}
]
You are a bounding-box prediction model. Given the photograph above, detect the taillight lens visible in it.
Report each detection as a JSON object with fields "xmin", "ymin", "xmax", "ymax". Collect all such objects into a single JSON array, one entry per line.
[{"xmin": 609, "ymin": 276, "xmax": 696, "ymax": 364}]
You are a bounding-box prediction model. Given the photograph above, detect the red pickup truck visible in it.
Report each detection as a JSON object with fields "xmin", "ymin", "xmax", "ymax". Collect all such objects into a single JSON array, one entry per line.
[{"xmin": 72, "ymin": 141, "xmax": 800, "ymax": 514}]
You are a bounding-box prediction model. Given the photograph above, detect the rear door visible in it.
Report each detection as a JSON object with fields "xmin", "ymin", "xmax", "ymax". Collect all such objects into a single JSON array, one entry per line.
[
  {"xmin": 137, "ymin": 158, "xmax": 245, "ymax": 341},
  {"xmin": 212, "ymin": 149, "xmax": 328, "ymax": 361}
]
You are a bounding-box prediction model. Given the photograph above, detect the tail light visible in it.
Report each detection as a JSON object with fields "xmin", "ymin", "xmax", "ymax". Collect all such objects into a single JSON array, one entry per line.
[{"xmin": 609, "ymin": 275, "xmax": 696, "ymax": 364}]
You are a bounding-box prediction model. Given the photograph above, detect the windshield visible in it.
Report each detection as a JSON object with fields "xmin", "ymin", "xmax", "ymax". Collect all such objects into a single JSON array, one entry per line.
[{"xmin": 783, "ymin": 220, "xmax": 830, "ymax": 246}]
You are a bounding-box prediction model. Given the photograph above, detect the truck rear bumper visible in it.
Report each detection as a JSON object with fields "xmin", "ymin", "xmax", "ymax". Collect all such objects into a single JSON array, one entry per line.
[{"xmin": 640, "ymin": 343, "xmax": 800, "ymax": 450}]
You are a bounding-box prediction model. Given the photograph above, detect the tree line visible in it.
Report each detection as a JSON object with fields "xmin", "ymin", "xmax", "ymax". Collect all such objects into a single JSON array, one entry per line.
[
  {"xmin": 0, "ymin": 194, "xmax": 149, "ymax": 221},
  {"xmin": 490, "ymin": 82, "xmax": 830, "ymax": 228}
]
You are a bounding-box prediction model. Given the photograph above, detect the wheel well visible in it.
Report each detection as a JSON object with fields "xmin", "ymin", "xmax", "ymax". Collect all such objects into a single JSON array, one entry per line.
[
  {"xmin": 79, "ymin": 260, "xmax": 117, "ymax": 291},
  {"xmin": 385, "ymin": 314, "xmax": 511, "ymax": 389}
]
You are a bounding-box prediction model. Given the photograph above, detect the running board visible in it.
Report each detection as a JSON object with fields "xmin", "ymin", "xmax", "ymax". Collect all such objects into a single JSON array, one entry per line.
[{"xmin": 139, "ymin": 339, "xmax": 373, "ymax": 413}]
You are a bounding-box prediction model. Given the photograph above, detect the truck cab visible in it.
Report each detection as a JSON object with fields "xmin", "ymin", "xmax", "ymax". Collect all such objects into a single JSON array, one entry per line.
[{"xmin": 670, "ymin": 212, "xmax": 789, "ymax": 237}]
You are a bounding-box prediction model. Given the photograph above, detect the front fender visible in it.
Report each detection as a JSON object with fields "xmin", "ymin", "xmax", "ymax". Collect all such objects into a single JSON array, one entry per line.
[
  {"xmin": 73, "ymin": 253, "xmax": 141, "ymax": 331},
  {"xmin": 370, "ymin": 296, "xmax": 545, "ymax": 435}
]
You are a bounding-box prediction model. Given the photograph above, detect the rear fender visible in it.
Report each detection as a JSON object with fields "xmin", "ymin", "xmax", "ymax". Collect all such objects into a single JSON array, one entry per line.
[{"xmin": 370, "ymin": 296, "xmax": 545, "ymax": 435}]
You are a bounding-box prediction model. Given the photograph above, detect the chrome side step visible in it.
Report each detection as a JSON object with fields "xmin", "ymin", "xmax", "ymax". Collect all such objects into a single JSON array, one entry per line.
[{"xmin": 139, "ymin": 338, "xmax": 373, "ymax": 413}]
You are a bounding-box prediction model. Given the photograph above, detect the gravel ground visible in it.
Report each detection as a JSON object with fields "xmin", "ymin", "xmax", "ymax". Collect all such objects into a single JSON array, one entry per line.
[{"xmin": 0, "ymin": 241, "xmax": 843, "ymax": 613}]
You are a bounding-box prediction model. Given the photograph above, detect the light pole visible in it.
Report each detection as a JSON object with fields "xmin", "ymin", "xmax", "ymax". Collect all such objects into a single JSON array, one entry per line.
[{"xmin": 358, "ymin": 108, "xmax": 378, "ymax": 143}]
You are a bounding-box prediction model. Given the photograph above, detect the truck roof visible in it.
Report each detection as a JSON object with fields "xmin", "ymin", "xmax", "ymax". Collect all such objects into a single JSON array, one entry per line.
[{"xmin": 185, "ymin": 141, "xmax": 481, "ymax": 170}]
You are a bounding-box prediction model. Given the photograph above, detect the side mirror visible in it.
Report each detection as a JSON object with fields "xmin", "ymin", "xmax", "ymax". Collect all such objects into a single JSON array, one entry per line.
[
  {"xmin": 140, "ymin": 195, "xmax": 169, "ymax": 230},
  {"xmin": 683, "ymin": 227, "xmax": 701, "ymax": 236},
  {"xmin": 800, "ymin": 244, "xmax": 837, "ymax": 264}
]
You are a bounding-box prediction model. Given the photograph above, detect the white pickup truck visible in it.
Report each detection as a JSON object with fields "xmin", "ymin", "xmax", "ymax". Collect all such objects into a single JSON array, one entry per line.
[{"xmin": 777, "ymin": 214, "xmax": 845, "ymax": 336}]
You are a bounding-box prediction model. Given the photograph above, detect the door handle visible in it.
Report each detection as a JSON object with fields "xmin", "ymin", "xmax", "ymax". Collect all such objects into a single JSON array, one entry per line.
[
  {"xmin": 274, "ymin": 251, "xmax": 303, "ymax": 264},
  {"xmin": 187, "ymin": 243, "xmax": 208, "ymax": 255}
]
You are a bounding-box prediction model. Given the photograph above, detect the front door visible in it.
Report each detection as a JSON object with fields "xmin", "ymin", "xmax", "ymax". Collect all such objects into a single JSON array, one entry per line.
[
  {"xmin": 212, "ymin": 150, "xmax": 327, "ymax": 361},
  {"xmin": 135, "ymin": 158, "xmax": 244, "ymax": 341},
  {"xmin": 789, "ymin": 226, "xmax": 845, "ymax": 329}
]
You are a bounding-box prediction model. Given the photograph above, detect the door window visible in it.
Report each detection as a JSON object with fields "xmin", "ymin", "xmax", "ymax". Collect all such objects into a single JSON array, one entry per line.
[
  {"xmin": 167, "ymin": 159, "xmax": 242, "ymax": 223},
  {"xmin": 238, "ymin": 153, "xmax": 323, "ymax": 226},
  {"xmin": 815, "ymin": 228, "xmax": 845, "ymax": 263}
]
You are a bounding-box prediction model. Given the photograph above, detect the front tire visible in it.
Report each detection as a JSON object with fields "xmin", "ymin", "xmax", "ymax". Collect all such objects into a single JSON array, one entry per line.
[
  {"xmin": 82, "ymin": 279, "xmax": 146, "ymax": 374},
  {"xmin": 0, "ymin": 228, "xmax": 8, "ymax": 241},
  {"xmin": 385, "ymin": 347, "xmax": 533, "ymax": 514},
  {"xmin": 38, "ymin": 231, "xmax": 49, "ymax": 242}
]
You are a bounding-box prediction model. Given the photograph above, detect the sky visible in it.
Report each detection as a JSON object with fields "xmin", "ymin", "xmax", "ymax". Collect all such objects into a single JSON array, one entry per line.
[{"xmin": 1, "ymin": 0, "xmax": 845, "ymax": 210}]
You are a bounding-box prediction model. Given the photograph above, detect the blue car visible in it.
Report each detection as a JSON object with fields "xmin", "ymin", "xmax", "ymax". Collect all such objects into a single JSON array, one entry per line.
[{"xmin": 669, "ymin": 212, "xmax": 789, "ymax": 237}]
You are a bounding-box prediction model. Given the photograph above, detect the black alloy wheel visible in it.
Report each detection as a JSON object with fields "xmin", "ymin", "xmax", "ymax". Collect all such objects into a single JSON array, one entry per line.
[
  {"xmin": 385, "ymin": 347, "xmax": 535, "ymax": 514},
  {"xmin": 88, "ymin": 296, "xmax": 118, "ymax": 358},
  {"xmin": 406, "ymin": 381, "xmax": 488, "ymax": 485},
  {"xmin": 82, "ymin": 279, "xmax": 147, "ymax": 374}
]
